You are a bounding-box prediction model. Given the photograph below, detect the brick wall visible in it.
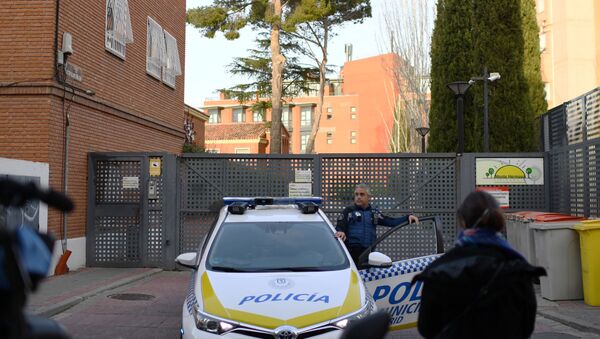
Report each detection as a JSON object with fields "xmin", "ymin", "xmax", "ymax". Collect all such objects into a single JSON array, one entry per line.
[
  {"xmin": 0, "ymin": 0, "xmax": 187, "ymax": 240},
  {"xmin": 0, "ymin": 1, "xmax": 56, "ymax": 82}
]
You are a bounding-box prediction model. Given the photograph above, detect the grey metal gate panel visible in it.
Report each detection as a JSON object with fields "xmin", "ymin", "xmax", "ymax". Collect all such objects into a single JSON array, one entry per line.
[
  {"xmin": 87, "ymin": 153, "xmax": 174, "ymax": 268},
  {"xmin": 318, "ymin": 154, "xmax": 458, "ymax": 253},
  {"xmin": 87, "ymin": 155, "xmax": 144, "ymax": 267}
]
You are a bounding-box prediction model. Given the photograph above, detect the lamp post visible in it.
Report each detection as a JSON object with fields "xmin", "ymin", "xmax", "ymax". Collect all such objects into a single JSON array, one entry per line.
[
  {"xmin": 416, "ymin": 127, "xmax": 430, "ymax": 153},
  {"xmin": 447, "ymin": 81, "xmax": 472, "ymax": 155},
  {"xmin": 469, "ymin": 67, "xmax": 501, "ymax": 152}
]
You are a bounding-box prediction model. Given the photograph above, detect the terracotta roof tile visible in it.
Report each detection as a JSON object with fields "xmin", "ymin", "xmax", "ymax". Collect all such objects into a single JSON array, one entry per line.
[{"xmin": 206, "ymin": 123, "xmax": 268, "ymax": 141}]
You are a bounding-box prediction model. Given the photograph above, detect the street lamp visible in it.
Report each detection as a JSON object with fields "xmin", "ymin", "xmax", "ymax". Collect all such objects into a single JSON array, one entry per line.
[
  {"xmin": 469, "ymin": 67, "xmax": 501, "ymax": 152},
  {"xmin": 447, "ymin": 81, "xmax": 472, "ymax": 155},
  {"xmin": 416, "ymin": 127, "xmax": 430, "ymax": 153}
]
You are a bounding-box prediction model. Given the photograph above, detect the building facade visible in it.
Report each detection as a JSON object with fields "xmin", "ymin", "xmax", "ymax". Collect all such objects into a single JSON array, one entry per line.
[
  {"xmin": 536, "ymin": 0, "xmax": 600, "ymax": 108},
  {"xmin": 0, "ymin": 0, "xmax": 186, "ymax": 269},
  {"xmin": 203, "ymin": 54, "xmax": 399, "ymax": 154}
]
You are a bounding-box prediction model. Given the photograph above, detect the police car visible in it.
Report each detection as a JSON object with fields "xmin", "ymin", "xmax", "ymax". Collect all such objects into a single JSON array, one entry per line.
[{"xmin": 177, "ymin": 197, "xmax": 443, "ymax": 338}]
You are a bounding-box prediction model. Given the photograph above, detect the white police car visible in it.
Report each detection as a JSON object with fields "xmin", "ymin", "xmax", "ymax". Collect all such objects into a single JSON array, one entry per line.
[{"xmin": 177, "ymin": 197, "xmax": 443, "ymax": 338}]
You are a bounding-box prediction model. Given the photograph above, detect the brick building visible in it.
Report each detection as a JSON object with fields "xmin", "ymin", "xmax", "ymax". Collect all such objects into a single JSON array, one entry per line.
[
  {"xmin": 203, "ymin": 53, "xmax": 400, "ymax": 154},
  {"xmin": 0, "ymin": 0, "xmax": 186, "ymax": 269}
]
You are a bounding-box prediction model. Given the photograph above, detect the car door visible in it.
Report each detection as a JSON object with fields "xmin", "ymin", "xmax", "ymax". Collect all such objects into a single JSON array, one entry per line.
[{"xmin": 358, "ymin": 216, "xmax": 445, "ymax": 331}]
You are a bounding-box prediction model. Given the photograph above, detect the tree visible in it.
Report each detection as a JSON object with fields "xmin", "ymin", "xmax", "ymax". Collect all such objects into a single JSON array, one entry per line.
[
  {"xmin": 187, "ymin": 0, "xmax": 291, "ymax": 153},
  {"xmin": 428, "ymin": 0, "xmax": 476, "ymax": 152},
  {"xmin": 471, "ymin": 0, "xmax": 543, "ymax": 151},
  {"xmin": 188, "ymin": 0, "xmax": 370, "ymax": 154},
  {"xmin": 220, "ymin": 32, "xmax": 320, "ymax": 107},
  {"xmin": 284, "ymin": 0, "xmax": 371, "ymax": 153},
  {"xmin": 380, "ymin": 0, "xmax": 434, "ymax": 153},
  {"xmin": 429, "ymin": 0, "xmax": 546, "ymax": 152}
]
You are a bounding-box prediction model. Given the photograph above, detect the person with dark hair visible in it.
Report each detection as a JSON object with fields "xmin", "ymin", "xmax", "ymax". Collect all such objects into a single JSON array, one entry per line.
[
  {"xmin": 335, "ymin": 184, "xmax": 419, "ymax": 266},
  {"xmin": 413, "ymin": 190, "xmax": 546, "ymax": 339}
]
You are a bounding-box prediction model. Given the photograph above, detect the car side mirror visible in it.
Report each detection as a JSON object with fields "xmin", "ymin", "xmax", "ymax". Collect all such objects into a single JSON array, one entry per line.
[
  {"xmin": 367, "ymin": 252, "xmax": 392, "ymax": 267},
  {"xmin": 175, "ymin": 252, "xmax": 198, "ymax": 269}
]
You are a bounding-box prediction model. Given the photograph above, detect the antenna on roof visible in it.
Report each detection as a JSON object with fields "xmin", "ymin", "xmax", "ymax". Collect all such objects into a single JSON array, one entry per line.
[{"xmin": 345, "ymin": 44, "xmax": 353, "ymax": 62}]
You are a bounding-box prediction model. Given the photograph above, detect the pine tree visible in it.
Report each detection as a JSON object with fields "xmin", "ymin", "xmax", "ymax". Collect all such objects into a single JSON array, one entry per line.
[
  {"xmin": 428, "ymin": 0, "xmax": 476, "ymax": 152},
  {"xmin": 429, "ymin": 0, "xmax": 546, "ymax": 152}
]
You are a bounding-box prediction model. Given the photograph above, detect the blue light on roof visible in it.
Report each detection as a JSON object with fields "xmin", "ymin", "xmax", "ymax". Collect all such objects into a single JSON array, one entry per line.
[{"xmin": 223, "ymin": 197, "xmax": 322, "ymax": 206}]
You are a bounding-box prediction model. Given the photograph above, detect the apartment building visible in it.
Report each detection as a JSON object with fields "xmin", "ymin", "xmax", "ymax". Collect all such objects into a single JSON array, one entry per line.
[
  {"xmin": 204, "ymin": 53, "xmax": 400, "ymax": 154},
  {"xmin": 536, "ymin": 0, "xmax": 600, "ymax": 108},
  {"xmin": 0, "ymin": 0, "xmax": 186, "ymax": 268}
]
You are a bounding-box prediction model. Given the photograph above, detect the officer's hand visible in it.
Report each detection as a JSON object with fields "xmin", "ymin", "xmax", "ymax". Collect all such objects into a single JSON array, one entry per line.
[
  {"xmin": 335, "ymin": 231, "xmax": 347, "ymax": 241},
  {"xmin": 409, "ymin": 215, "xmax": 419, "ymax": 224}
]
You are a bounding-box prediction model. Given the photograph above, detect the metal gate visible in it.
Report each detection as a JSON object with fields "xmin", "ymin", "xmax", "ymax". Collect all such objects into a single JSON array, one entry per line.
[
  {"xmin": 87, "ymin": 153, "xmax": 177, "ymax": 268},
  {"xmin": 87, "ymin": 152, "xmax": 548, "ymax": 268},
  {"xmin": 177, "ymin": 154, "xmax": 460, "ymax": 261}
]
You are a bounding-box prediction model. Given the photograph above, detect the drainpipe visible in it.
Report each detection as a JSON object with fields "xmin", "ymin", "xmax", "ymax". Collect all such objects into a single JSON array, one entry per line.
[{"xmin": 55, "ymin": 0, "xmax": 69, "ymax": 253}]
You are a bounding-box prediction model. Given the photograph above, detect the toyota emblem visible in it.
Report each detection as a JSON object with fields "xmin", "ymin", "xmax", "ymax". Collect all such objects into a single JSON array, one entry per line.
[{"xmin": 275, "ymin": 326, "xmax": 298, "ymax": 339}]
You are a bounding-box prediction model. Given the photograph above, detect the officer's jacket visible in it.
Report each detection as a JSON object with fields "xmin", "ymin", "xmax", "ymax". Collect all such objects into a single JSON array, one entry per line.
[{"xmin": 336, "ymin": 204, "xmax": 408, "ymax": 248}]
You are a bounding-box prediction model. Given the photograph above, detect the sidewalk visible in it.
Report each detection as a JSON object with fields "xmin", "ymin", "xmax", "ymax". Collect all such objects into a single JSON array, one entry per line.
[
  {"xmin": 537, "ymin": 292, "xmax": 600, "ymax": 336},
  {"xmin": 26, "ymin": 267, "xmax": 162, "ymax": 318},
  {"xmin": 26, "ymin": 267, "xmax": 600, "ymax": 336}
]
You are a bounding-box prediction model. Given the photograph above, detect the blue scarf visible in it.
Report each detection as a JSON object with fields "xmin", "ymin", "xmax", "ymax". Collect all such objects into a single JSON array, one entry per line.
[{"xmin": 455, "ymin": 227, "xmax": 525, "ymax": 260}]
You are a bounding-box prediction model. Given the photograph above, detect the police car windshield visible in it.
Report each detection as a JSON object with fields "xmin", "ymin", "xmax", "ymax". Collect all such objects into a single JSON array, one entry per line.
[{"xmin": 207, "ymin": 222, "xmax": 349, "ymax": 272}]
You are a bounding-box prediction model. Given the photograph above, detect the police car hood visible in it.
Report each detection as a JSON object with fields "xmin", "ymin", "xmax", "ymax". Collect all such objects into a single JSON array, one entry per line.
[{"xmin": 197, "ymin": 268, "xmax": 363, "ymax": 329}]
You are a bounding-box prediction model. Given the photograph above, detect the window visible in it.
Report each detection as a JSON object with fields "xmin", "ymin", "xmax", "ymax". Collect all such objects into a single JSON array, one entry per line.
[
  {"xmin": 300, "ymin": 132, "xmax": 310, "ymax": 153},
  {"xmin": 350, "ymin": 131, "xmax": 357, "ymax": 144},
  {"xmin": 351, "ymin": 107, "xmax": 357, "ymax": 113},
  {"xmin": 105, "ymin": 0, "xmax": 133, "ymax": 59},
  {"xmin": 208, "ymin": 108, "xmax": 221, "ymax": 124},
  {"xmin": 351, "ymin": 107, "xmax": 357, "ymax": 119},
  {"xmin": 326, "ymin": 107, "xmax": 333, "ymax": 120},
  {"xmin": 146, "ymin": 17, "xmax": 164, "ymax": 79},
  {"xmin": 301, "ymin": 106, "xmax": 312, "ymax": 128},
  {"xmin": 282, "ymin": 106, "xmax": 292, "ymax": 130},
  {"xmin": 235, "ymin": 148, "xmax": 250, "ymax": 154},
  {"xmin": 326, "ymin": 131, "xmax": 333, "ymax": 144},
  {"xmin": 146, "ymin": 17, "xmax": 181, "ymax": 87},
  {"xmin": 207, "ymin": 222, "xmax": 348, "ymax": 271},
  {"xmin": 253, "ymin": 109, "xmax": 265, "ymax": 122},
  {"xmin": 233, "ymin": 108, "xmax": 245, "ymax": 122},
  {"xmin": 162, "ymin": 30, "xmax": 182, "ymax": 88}
]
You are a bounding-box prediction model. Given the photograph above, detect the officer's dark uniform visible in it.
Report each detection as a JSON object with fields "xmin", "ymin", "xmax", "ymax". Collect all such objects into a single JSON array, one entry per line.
[{"xmin": 336, "ymin": 204, "xmax": 409, "ymax": 266}]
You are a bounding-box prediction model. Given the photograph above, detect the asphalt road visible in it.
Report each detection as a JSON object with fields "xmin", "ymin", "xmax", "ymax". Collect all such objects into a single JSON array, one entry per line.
[{"xmin": 51, "ymin": 271, "xmax": 598, "ymax": 339}]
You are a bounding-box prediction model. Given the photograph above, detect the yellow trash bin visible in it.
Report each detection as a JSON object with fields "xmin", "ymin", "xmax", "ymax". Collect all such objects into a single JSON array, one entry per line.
[{"xmin": 572, "ymin": 220, "xmax": 600, "ymax": 306}]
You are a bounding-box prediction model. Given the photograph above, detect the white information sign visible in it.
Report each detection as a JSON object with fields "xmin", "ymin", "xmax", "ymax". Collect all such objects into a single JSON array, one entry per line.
[
  {"xmin": 295, "ymin": 169, "xmax": 312, "ymax": 183},
  {"xmin": 122, "ymin": 176, "xmax": 139, "ymax": 189},
  {"xmin": 476, "ymin": 186, "xmax": 510, "ymax": 208},
  {"xmin": 288, "ymin": 182, "xmax": 312, "ymax": 197},
  {"xmin": 476, "ymin": 158, "xmax": 544, "ymax": 185}
]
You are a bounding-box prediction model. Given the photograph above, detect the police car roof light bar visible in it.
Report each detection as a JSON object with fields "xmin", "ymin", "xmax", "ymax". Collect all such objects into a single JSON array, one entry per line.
[{"xmin": 223, "ymin": 197, "xmax": 323, "ymax": 206}]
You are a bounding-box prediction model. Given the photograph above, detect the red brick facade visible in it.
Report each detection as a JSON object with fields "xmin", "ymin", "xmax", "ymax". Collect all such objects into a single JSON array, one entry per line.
[
  {"xmin": 204, "ymin": 54, "xmax": 398, "ymax": 153},
  {"xmin": 0, "ymin": 1, "xmax": 186, "ymax": 239}
]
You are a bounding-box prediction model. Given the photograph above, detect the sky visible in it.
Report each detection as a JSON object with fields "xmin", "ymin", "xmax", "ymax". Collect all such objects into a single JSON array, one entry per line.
[{"xmin": 184, "ymin": 0, "xmax": 387, "ymax": 109}]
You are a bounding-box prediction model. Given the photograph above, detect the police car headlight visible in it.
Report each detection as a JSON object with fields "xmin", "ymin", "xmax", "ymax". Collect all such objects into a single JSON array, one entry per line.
[
  {"xmin": 192, "ymin": 305, "xmax": 236, "ymax": 334},
  {"xmin": 333, "ymin": 292, "xmax": 376, "ymax": 329}
]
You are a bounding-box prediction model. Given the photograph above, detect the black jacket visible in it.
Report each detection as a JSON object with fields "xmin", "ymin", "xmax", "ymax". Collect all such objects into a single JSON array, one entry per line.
[{"xmin": 413, "ymin": 244, "xmax": 546, "ymax": 339}]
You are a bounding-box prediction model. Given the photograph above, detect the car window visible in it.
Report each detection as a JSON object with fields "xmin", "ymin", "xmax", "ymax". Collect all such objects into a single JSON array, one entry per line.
[{"xmin": 207, "ymin": 222, "xmax": 349, "ymax": 272}]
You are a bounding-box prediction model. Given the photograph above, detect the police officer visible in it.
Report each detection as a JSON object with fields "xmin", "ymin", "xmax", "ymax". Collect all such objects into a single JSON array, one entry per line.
[{"xmin": 335, "ymin": 184, "xmax": 419, "ymax": 266}]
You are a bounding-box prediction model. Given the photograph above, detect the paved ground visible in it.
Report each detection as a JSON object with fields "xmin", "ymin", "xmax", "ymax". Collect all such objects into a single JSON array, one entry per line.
[{"xmin": 26, "ymin": 268, "xmax": 600, "ymax": 339}]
